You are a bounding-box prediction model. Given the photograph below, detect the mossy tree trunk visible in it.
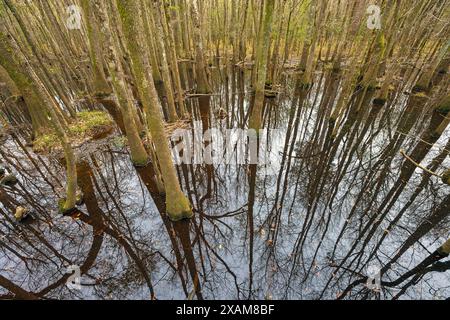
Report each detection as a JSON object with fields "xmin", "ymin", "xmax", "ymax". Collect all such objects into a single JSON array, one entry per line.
[
  {"xmin": 3, "ymin": 0, "xmax": 77, "ymax": 119},
  {"xmin": 0, "ymin": 39, "xmax": 48, "ymax": 136},
  {"xmin": 115, "ymin": 0, "xmax": 192, "ymax": 221},
  {"xmin": 79, "ymin": 0, "xmax": 112, "ymax": 97},
  {"xmin": 248, "ymin": 0, "xmax": 275, "ymax": 131},
  {"xmin": 150, "ymin": 1, "xmax": 179, "ymax": 122},
  {"xmin": 95, "ymin": 0, "xmax": 150, "ymax": 167},
  {"xmin": 190, "ymin": 0, "xmax": 211, "ymax": 94},
  {"xmin": 161, "ymin": 3, "xmax": 187, "ymax": 117}
]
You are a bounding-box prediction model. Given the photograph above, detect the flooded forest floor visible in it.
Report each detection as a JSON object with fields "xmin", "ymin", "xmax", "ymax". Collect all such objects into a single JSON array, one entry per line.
[{"xmin": 0, "ymin": 62, "xmax": 449, "ymax": 300}]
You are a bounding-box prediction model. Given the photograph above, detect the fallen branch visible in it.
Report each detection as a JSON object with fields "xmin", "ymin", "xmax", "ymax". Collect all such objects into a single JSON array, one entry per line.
[
  {"xmin": 399, "ymin": 149, "xmax": 442, "ymax": 178},
  {"xmin": 185, "ymin": 93, "xmax": 221, "ymax": 98}
]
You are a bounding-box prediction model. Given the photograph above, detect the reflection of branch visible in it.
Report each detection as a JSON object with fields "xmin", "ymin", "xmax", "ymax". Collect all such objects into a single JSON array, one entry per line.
[
  {"xmin": 338, "ymin": 240, "xmax": 450, "ymax": 299},
  {"xmin": 193, "ymin": 221, "xmax": 242, "ymax": 298},
  {"xmin": 426, "ymin": 260, "xmax": 450, "ymax": 273},
  {"xmin": 197, "ymin": 204, "xmax": 247, "ymax": 219},
  {"xmin": 399, "ymin": 149, "xmax": 442, "ymax": 178},
  {"xmin": 36, "ymin": 230, "xmax": 104, "ymax": 297}
]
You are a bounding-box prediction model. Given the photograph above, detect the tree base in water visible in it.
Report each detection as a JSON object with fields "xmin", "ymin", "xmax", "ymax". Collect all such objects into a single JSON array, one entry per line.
[
  {"xmin": 411, "ymin": 84, "xmax": 428, "ymax": 94},
  {"xmin": 373, "ymin": 98, "xmax": 386, "ymax": 107},
  {"xmin": 93, "ymin": 91, "xmax": 112, "ymax": 99},
  {"xmin": 0, "ymin": 174, "xmax": 18, "ymax": 186},
  {"xmin": 264, "ymin": 91, "xmax": 278, "ymax": 98},
  {"xmin": 132, "ymin": 159, "xmax": 152, "ymax": 168},
  {"xmin": 167, "ymin": 210, "xmax": 194, "ymax": 222},
  {"xmin": 442, "ymin": 169, "xmax": 450, "ymax": 186},
  {"xmin": 58, "ymin": 205, "xmax": 77, "ymax": 216},
  {"xmin": 58, "ymin": 192, "xmax": 83, "ymax": 215}
]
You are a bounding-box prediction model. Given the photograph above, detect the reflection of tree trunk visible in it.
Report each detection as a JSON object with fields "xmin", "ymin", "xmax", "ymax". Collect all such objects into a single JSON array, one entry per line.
[
  {"xmin": 339, "ymin": 220, "xmax": 450, "ymax": 300},
  {"xmin": 76, "ymin": 161, "xmax": 105, "ymax": 230},
  {"xmin": 198, "ymin": 96, "xmax": 213, "ymax": 198},
  {"xmin": 135, "ymin": 164, "xmax": 189, "ymax": 297},
  {"xmin": 0, "ymin": 187, "xmax": 17, "ymax": 210},
  {"xmin": 0, "ymin": 275, "xmax": 38, "ymax": 300},
  {"xmin": 367, "ymin": 138, "xmax": 450, "ymax": 262},
  {"xmin": 138, "ymin": 163, "xmax": 199, "ymax": 299},
  {"xmin": 383, "ymin": 194, "xmax": 450, "ymax": 272},
  {"xmin": 173, "ymin": 219, "xmax": 203, "ymax": 300},
  {"xmin": 75, "ymin": 161, "xmax": 155, "ymax": 298},
  {"xmin": 137, "ymin": 157, "xmax": 199, "ymax": 299},
  {"xmin": 391, "ymin": 241, "xmax": 450, "ymax": 299},
  {"xmin": 350, "ymin": 94, "xmax": 450, "ymax": 265},
  {"xmin": 36, "ymin": 231, "xmax": 103, "ymax": 297},
  {"xmin": 387, "ymin": 238, "xmax": 450, "ymax": 287},
  {"xmin": 398, "ymin": 96, "xmax": 449, "ymax": 184},
  {"xmin": 247, "ymin": 163, "xmax": 257, "ymax": 298},
  {"xmin": 199, "ymin": 96, "xmax": 211, "ymax": 132}
]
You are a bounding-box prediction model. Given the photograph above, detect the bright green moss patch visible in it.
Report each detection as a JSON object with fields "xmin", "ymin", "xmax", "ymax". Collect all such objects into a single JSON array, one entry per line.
[
  {"xmin": 33, "ymin": 110, "xmax": 114, "ymax": 152},
  {"xmin": 33, "ymin": 134, "xmax": 59, "ymax": 151},
  {"xmin": 68, "ymin": 111, "xmax": 113, "ymax": 135}
]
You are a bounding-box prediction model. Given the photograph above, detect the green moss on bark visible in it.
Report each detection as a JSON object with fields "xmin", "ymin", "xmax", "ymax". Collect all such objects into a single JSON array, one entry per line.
[{"xmin": 442, "ymin": 169, "xmax": 450, "ymax": 186}]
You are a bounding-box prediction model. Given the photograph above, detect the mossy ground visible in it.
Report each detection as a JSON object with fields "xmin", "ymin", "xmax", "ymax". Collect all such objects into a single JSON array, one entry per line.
[{"xmin": 33, "ymin": 111, "xmax": 114, "ymax": 152}]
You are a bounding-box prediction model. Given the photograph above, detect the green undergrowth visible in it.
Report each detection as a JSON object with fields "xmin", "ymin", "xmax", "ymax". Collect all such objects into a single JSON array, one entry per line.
[{"xmin": 33, "ymin": 111, "xmax": 114, "ymax": 152}]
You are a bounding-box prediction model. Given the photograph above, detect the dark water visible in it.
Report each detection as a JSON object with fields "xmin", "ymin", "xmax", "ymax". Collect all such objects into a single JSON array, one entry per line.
[{"xmin": 0, "ymin": 65, "xmax": 449, "ymax": 300}]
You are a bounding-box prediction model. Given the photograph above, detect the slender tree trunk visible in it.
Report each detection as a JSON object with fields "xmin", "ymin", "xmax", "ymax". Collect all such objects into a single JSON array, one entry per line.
[
  {"xmin": 115, "ymin": 0, "xmax": 192, "ymax": 221},
  {"xmin": 249, "ymin": 0, "xmax": 274, "ymax": 131}
]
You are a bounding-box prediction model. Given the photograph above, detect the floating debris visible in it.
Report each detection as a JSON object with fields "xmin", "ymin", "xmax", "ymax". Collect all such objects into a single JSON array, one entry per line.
[{"xmin": 14, "ymin": 206, "xmax": 28, "ymax": 221}]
